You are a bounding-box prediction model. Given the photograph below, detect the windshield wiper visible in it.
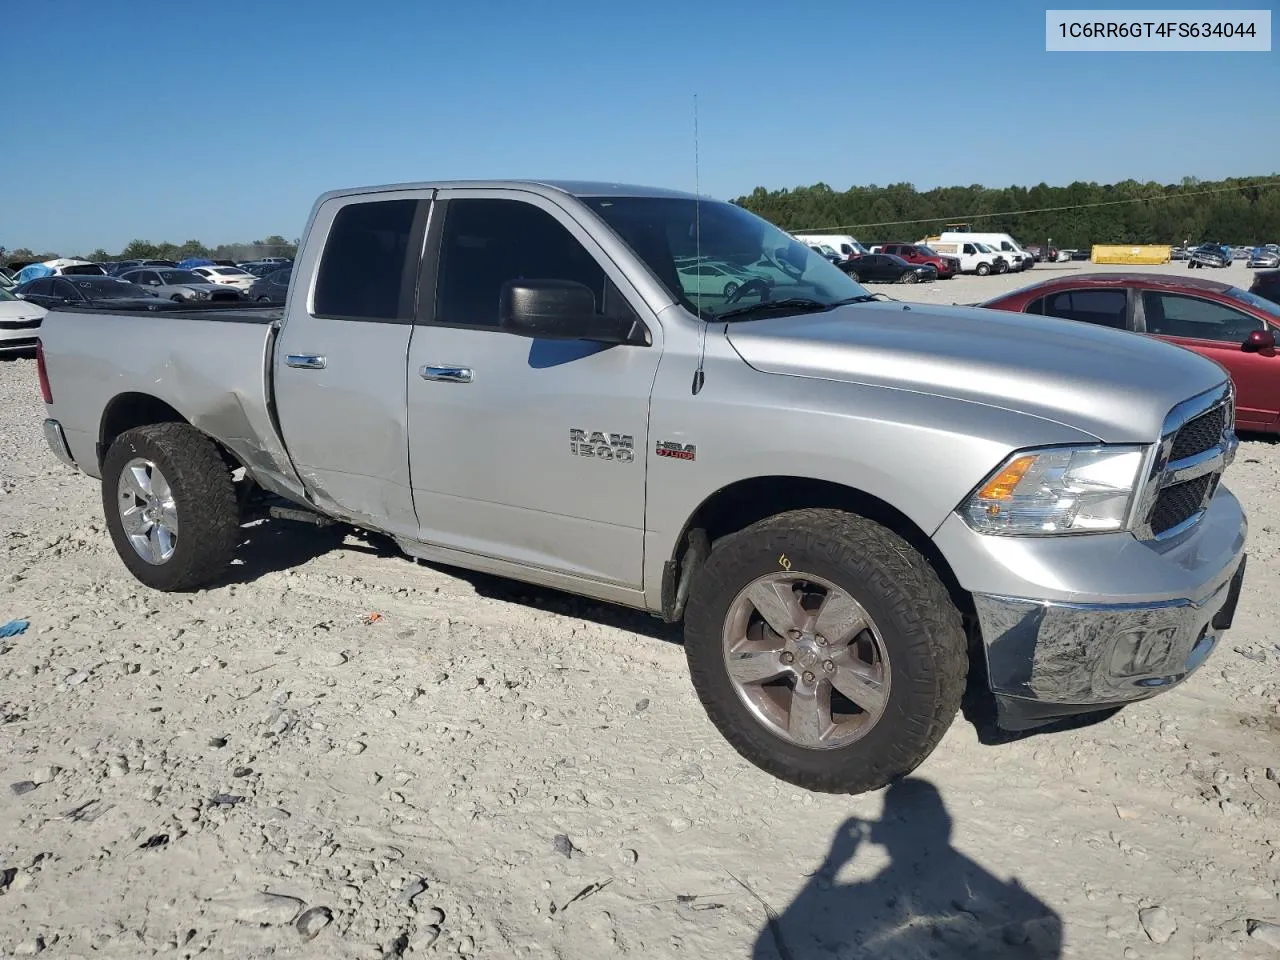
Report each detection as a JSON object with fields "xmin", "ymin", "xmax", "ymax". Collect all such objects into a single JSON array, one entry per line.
[{"xmin": 716, "ymin": 298, "xmax": 837, "ymax": 322}]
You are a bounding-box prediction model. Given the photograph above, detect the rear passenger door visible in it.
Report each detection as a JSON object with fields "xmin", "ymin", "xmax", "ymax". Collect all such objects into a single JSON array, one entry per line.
[
  {"xmin": 272, "ymin": 190, "xmax": 433, "ymax": 537},
  {"xmin": 1034, "ymin": 288, "xmax": 1134, "ymax": 330},
  {"xmin": 404, "ymin": 189, "xmax": 662, "ymax": 588}
]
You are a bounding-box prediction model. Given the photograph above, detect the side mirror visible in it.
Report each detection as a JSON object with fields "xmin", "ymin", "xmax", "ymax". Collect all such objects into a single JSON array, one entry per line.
[
  {"xmin": 499, "ymin": 279, "xmax": 646, "ymax": 345},
  {"xmin": 1244, "ymin": 329, "xmax": 1276, "ymax": 351}
]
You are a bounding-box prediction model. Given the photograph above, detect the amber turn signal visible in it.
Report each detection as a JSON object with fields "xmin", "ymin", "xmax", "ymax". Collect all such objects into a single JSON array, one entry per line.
[{"xmin": 976, "ymin": 454, "xmax": 1036, "ymax": 501}]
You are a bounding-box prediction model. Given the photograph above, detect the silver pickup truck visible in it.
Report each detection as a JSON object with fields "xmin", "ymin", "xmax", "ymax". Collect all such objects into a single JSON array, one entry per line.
[{"xmin": 37, "ymin": 180, "xmax": 1248, "ymax": 794}]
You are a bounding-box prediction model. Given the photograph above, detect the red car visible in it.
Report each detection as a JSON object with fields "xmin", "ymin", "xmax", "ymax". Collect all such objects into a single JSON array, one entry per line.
[
  {"xmin": 877, "ymin": 243, "xmax": 960, "ymax": 279},
  {"xmin": 982, "ymin": 273, "xmax": 1280, "ymax": 433}
]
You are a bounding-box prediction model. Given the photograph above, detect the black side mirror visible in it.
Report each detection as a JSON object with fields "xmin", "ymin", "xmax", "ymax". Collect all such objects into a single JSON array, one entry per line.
[
  {"xmin": 499, "ymin": 279, "xmax": 646, "ymax": 345},
  {"xmin": 1244, "ymin": 329, "xmax": 1276, "ymax": 351}
]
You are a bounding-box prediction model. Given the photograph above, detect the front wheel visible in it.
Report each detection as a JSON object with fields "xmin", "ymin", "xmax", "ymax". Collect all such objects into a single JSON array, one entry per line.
[
  {"xmin": 976, "ymin": 262, "xmax": 991, "ymax": 276},
  {"xmin": 847, "ymin": 271, "xmax": 862, "ymax": 283},
  {"xmin": 898, "ymin": 271, "xmax": 918, "ymax": 284},
  {"xmin": 102, "ymin": 424, "xmax": 241, "ymax": 591},
  {"xmin": 722, "ymin": 281, "xmax": 739, "ymax": 300},
  {"xmin": 683, "ymin": 509, "xmax": 968, "ymax": 794},
  {"xmin": 170, "ymin": 295, "xmax": 185, "ymax": 302}
]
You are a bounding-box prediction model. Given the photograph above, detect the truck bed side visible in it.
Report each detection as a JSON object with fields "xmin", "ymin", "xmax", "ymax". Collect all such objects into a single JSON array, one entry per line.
[{"xmin": 40, "ymin": 306, "xmax": 306, "ymax": 502}]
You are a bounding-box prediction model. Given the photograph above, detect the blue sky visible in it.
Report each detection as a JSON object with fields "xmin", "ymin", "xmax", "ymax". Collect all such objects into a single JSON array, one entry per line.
[{"xmin": 3, "ymin": 0, "xmax": 1276, "ymax": 253}]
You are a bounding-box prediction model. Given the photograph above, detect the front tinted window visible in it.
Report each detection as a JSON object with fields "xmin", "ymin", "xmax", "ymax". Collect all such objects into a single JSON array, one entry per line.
[
  {"xmin": 1143, "ymin": 292, "xmax": 1264, "ymax": 342},
  {"xmin": 435, "ymin": 198, "xmax": 626, "ymax": 329},
  {"xmin": 1043, "ymin": 289, "xmax": 1128, "ymax": 329},
  {"xmin": 314, "ymin": 198, "xmax": 418, "ymax": 320},
  {"xmin": 583, "ymin": 196, "xmax": 868, "ymax": 317}
]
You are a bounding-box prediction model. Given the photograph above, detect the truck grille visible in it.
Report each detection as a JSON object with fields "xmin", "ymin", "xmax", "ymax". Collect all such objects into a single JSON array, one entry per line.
[
  {"xmin": 1135, "ymin": 385, "xmax": 1235, "ymax": 541},
  {"xmin": 1168, "ymin": 404, "xmax": 1227, "ymax": 461},
  {"xmin": 1149, "ymin": 475, "xmax": 1215, "ymax": 537}
]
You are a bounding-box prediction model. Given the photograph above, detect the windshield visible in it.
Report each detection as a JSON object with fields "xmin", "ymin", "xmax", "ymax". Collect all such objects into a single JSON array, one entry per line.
[
  {"xmin": 1228, "ymin": 286, "xmax": 1280, "ymax": 318},
  {"xmin": 0, "ymin": 287, "xmax": 17, "ymax": 302},
  {"xmin": 73, "ymin": 278, "xmax": 152, "ymax": 299},
  {"xmin": 917, "ymin": 245, "xmax": 940, "ymax": 256},
  {"xmin": 583, "ymin": 197, "xmax": 870, "ymax": 318},
  {"xmin": 159, "ymin": 270, "xmax": 205, "ymax": 285}
]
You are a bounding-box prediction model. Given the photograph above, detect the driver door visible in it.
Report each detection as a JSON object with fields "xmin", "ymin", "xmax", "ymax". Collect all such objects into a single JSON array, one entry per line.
[
  {"xmin": 1137, "ymin": 289, "xmax": 1279, "ymax": 430},
  {"xmin": 405, "ymin": 189, "xmax": 664, "ymax": 588}
]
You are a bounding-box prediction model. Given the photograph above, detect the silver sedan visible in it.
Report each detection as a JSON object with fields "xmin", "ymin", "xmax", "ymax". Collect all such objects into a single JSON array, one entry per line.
[{"xmin": 119, "ymin": 268, "xmax": 244, "ymax": 303}]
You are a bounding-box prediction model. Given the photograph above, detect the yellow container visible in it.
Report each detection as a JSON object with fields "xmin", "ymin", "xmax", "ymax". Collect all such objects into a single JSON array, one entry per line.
[{"xmin": 1090, "ymin": 244, "xmax": 1172, "ymax": 264}]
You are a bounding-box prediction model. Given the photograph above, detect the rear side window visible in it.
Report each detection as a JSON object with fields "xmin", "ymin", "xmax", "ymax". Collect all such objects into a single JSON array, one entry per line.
[
  {"xmin": 1042, "ymin": 289, "xmax": 1128, "ymax": 329},
  {"xmin": 314, "ymin": 198, "xmax": 420, "ymax": 321}
]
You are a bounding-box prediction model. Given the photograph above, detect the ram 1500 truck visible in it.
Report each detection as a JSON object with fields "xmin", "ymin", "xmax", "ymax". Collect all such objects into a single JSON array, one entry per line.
[{"xmin": 36, "ymin": 180, "xmax": 1248, "ymax": 794}]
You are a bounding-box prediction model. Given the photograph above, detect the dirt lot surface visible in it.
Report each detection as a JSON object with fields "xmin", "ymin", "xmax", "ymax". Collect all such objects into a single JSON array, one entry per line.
[{"xmin": 2, "ymin": 261, "xmax": 1278, "ymax": 959}]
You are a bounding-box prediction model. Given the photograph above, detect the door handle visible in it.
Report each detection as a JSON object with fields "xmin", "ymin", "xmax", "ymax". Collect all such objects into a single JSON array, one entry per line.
[
  {"xmin": 286, "ymin": 354, "xmax": 327, "ymax": 370},
  {"xmin": 420, "ymin": 365, "xmax": 473, "ymax": 383}
]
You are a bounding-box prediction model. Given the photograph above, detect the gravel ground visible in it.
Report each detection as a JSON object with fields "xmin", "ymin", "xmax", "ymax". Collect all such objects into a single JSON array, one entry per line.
[{"xmin": 2, "ymin": 265, "xmax": 1279, "ymax": 959}]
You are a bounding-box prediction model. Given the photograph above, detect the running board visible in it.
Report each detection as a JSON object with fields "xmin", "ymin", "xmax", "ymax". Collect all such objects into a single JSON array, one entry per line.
[{"xmin": 267, "ymin": 504, "xmax": 338, "ymax": 528}]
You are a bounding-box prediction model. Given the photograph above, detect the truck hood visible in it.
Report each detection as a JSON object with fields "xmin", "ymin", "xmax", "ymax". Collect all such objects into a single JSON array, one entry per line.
[{"xmin": 723, "ymin": 301, "xmax": 1228, "ymax": 442}]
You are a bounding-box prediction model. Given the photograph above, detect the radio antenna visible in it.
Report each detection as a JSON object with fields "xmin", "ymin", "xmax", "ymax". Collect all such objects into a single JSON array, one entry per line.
[{"xmin": 691, "ymin": 92, "xmax": 707, "ymax": 395}]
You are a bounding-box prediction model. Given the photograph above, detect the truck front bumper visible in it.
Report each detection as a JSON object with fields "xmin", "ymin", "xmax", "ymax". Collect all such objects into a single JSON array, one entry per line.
[{"xmin": 932, "ymin": 484, "xmax": 1247, "ymax": 731}]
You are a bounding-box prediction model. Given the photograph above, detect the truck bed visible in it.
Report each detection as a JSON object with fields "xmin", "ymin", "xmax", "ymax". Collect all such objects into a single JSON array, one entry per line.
[{"xmin": 39, "ymin": 304, "xmax": 304, "ymax": 502}]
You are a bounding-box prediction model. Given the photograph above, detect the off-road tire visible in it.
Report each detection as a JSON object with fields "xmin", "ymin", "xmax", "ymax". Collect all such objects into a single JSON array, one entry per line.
[
  {"xmin": 683, "ymin": 508, "xmax": 968, "ymax": 794},
  {"xmin": 102, "ymin": 424, "xmax": 240, "ymax": 591},
  {"xmin": 976, "ymin": 262, "xmax": 991, "ymax": 276}
]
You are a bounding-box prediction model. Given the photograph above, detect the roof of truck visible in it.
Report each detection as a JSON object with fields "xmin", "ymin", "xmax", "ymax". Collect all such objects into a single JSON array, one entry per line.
[{"xmin": 312, "ymin": 179, "xmax": 702, "ymax": 204}]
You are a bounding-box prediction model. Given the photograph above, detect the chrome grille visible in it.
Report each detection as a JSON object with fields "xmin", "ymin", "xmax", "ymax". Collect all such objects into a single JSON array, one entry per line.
[
  {"xmin": 1133, "ymin": 384, "xmax": 1236, "ymax": 541},
  {"xmin": 1169, "ymin": 404, "xmax": 1227, "ymax": 461},
  {"xmin": 1150, "ymin": 475, "xmax": 1215, "ymax": 537}
]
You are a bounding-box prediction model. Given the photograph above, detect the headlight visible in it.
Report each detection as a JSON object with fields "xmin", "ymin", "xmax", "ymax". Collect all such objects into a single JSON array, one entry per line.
[{"xmin": 961, "ymin": 445, "xmax": 1145, "ymax": 536}]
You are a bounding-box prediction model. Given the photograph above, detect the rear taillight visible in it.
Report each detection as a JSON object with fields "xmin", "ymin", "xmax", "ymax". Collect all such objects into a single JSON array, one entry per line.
[{"xmin": 36, "ymin": 339, "xmax": 53, "ymax": 404}]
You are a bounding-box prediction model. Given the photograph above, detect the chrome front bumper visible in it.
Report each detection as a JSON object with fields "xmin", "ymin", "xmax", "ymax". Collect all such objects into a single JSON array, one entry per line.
[{"xmin": 973, "ymin": 555, "xmax": 1246, "ymax": 730}]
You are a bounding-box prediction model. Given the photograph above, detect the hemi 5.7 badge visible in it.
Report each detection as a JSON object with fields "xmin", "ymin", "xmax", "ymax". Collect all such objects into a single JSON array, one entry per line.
[{"xmin": 656, "ymin": 440, "xmax": 696, "ymax": 461}]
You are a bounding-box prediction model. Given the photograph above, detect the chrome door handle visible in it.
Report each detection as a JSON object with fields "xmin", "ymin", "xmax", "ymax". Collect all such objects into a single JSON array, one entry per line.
[
  {"xmin": 420, "ymin": 365, "xmax": 473, "ymax": 383},
  {"xmin": 285, "ymin": 354, "xmax": 327, "ymax": 370}
]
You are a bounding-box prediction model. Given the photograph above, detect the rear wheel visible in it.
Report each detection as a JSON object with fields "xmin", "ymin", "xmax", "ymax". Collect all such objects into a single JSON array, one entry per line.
[
  {"xmin": 102, "ymin": 424, "xmax": 240, "ymax": 591},
  {"xmin": 976, "ymin": 262, "xmax": 991, "ymax": 276},
  {"xmin": 683, "ymin": 509, "xmax": 968, "ymax": 794}
]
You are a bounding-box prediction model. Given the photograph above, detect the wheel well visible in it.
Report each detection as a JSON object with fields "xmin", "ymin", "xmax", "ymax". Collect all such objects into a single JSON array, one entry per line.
[
  {"xmin": 98, "ymin": 394, "xmax": 241, "ymax": 475},
  {"xmin": 663, "ymin": 476, "xmax": 973, "ymax": 625}
]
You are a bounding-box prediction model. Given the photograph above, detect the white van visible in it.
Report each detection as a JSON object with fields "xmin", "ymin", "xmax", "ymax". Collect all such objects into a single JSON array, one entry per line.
[
  {"xmin": 792, "ymin": 234, "xmax": 868, "ymax": 261},
  {"xmin": 922, "ymin": 239, "xmax": 1007, "ymax": 275},
  {"xmin": 930, "ymin": 233, "xmax": 1033, "ymax": 271}
]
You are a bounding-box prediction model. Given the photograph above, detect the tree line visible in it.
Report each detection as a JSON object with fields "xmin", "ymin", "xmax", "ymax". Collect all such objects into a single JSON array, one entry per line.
[
  {"xmin": 732, "ymin": 174, "xmax": 1280, "ymax": 248},
  {"xmin": 2, "ymin": 235, "xmax": 298, "ymax": 268}
]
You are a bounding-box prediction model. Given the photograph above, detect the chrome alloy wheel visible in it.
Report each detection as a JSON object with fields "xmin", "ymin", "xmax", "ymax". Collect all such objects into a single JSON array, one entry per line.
[
  {"xmin": 117, "ymin": 457, "xmax": 179, "ymax": 564},
  {"xmin": 722, "ymin": 572, "xmax": 890, "ymax": 750}
]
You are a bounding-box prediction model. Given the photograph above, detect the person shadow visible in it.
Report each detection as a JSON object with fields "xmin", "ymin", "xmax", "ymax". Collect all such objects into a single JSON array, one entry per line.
[{"xmin": 751, "ymin": 778, "xmax": 1062, "ymax": 960}]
